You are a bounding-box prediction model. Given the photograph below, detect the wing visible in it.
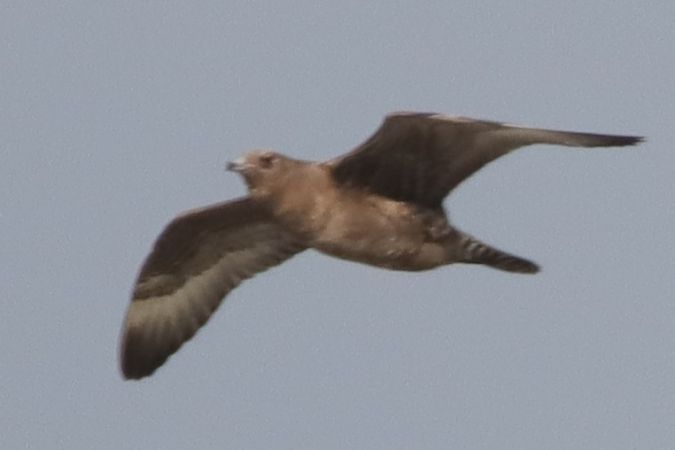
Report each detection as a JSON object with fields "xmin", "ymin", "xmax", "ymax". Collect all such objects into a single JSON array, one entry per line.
[
  {"xmin": 329, "ymin": 112, "xmax": 643, "ymax": 208},
  {"xmin": 120, "ymin": 197, "xmax": 305, "ymax": 379}
]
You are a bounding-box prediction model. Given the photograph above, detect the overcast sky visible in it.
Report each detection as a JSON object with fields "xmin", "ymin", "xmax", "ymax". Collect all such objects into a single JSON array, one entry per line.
[{"xmin": 2, "ymin": 2, "xmax": 674, "ymax": 449}]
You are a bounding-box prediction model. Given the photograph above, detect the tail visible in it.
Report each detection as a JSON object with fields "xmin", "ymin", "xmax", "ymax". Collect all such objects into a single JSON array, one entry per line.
[{"xmin": 458, "ymin": 235, "xmax": 539, "ymax": 274}]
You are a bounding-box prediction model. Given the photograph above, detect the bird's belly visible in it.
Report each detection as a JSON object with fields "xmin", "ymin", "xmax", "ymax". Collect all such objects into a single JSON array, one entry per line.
[
  {"xmin": 280, "ymin": 190, "xmax": 449, "ymax": 270},
  {"xmin": 311, "ymin": 221, "xmax": 446, "ymax": 272}
]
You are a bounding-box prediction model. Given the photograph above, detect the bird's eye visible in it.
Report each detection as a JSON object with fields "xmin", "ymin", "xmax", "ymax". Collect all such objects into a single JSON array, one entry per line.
[{"xmin": 259, "ymin": 154, "xmax": 277, "ymax": 169}]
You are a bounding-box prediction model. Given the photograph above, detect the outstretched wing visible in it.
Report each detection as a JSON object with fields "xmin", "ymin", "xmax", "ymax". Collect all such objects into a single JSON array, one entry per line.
[
  {"xmin": 329, "ymin": 112, "xmax": 643, "ymax": 208},
  {"xmin": 120, "ymin": 197, "xmax": 305, "ymax": 379}
]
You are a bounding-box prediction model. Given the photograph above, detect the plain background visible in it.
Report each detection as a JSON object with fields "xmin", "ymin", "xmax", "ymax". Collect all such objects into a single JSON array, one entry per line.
[{"xmin": 2, "ymin": 2, "xmax": 673, "ymax": 449}]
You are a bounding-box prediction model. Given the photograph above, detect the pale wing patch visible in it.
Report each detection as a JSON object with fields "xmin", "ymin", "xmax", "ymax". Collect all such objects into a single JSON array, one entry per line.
[
  {"xmin": 121, "ymin": 221, "xmax": 304, "ymax": 379},
  {"xmin": 428, "ymin": 114, "xmax": 483, "ymax": 124},
  {"xmin": 126, "ymin": 248, "xmax": 249, "ymax": 336}
]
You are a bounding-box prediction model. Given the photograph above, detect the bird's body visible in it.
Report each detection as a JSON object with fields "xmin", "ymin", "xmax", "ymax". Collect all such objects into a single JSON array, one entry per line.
[
  {"xmin": 262, "ymin": 165, "xmax": 436, "ymax": 270},
  {"xmin": 120, "ymin": 112, "xmax": 643, "ymax": 379},
  {"xmin": 306, "ymin": 188, "xmax": 443, "ymax": 271}
]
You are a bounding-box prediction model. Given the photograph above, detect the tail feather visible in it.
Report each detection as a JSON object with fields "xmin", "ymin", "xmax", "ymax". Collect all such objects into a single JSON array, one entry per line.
[{"xmin": 459, "ymin": 236, "xmax": 539, "ymax": 274}]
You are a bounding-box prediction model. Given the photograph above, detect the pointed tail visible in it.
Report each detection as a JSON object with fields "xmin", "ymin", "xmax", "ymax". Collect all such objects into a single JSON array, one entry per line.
[{"xmin": 458, "ymin": 235, "xmax": 540, "ymax": 274}]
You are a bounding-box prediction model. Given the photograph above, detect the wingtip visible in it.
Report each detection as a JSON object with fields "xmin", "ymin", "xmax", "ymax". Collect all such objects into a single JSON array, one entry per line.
[
  {"xmin": 614, "ymin": 135, "xmax": 645, "ymax": 147},
  {"xmin": 522, "ymin": 262, "xmax": 541, "ymax": 274},
  {"xmin": 118, "ymin": 323, "xmax": 166, "ymax": 381},
  {"xmin": 120, "ymin": 349, "xmax": 162, "ymax": 380}
]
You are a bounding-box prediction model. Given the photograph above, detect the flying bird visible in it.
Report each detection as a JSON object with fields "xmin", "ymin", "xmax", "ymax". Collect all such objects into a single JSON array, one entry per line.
[{"xmin": 120, "ymin": 112, "xmax": 643, "ymax": 379}]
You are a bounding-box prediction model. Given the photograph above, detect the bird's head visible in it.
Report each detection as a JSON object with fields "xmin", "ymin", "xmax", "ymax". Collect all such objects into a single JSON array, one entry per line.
[{"xmin": 227, "ymin": 150, "xmax": 296, "ymax": 197}]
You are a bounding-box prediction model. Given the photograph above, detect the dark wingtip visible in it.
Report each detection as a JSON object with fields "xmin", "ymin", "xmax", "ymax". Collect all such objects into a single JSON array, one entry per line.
[
  {"xmin": 520, "ymin": 261, "xmax": 541, "ymax": 274},
  {"xmin": 119, "ymin": 327, "xmax": 166, "ymax": 381},
  {"xmin": 609, "ymin": 135, "xmax": 645, "ymax": 147},
  {"xmin": 120, "ymin": 352, "xmax": 163, "ymax": 381}
]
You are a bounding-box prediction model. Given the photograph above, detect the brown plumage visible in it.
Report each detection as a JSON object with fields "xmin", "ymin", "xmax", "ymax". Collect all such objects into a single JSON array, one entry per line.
[{"xmin": 120, "ymin": 112, "xmax": 643, "ymax": 379}]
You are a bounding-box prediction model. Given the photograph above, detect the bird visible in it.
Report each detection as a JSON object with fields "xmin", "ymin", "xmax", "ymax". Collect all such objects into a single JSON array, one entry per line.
[{"xmin": 119, "ymin": 112, "xmax": 643, "ymax": 379}]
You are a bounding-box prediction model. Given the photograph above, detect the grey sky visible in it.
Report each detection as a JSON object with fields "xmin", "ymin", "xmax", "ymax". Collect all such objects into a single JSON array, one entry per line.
[{"xmin": 2, "ymin": 2, "xmax": 673, "ymax": 449}]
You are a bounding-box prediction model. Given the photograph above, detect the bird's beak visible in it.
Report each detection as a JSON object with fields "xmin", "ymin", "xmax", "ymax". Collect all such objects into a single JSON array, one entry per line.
[{"xmin": 226, "ymin": 157, "xmax": 247, "ymax": 172}]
